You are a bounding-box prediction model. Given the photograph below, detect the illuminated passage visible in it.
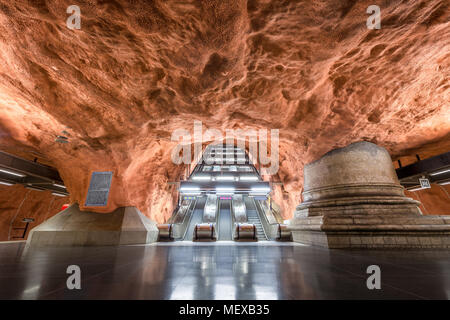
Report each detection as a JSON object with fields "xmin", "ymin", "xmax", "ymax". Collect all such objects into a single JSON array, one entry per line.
[{"xmin": 160, "ymin": 145, "xmax": 289, "ymax": 242}]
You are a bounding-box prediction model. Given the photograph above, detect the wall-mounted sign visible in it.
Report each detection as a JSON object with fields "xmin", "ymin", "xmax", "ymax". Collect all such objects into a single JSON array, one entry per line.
[
  {"xmin": 419, "ymin": 178, "xmax": 431, "ymax": 189},
  {"xmin": 85, "ymin": 171, "xmax": 113, "ymax": 206}
]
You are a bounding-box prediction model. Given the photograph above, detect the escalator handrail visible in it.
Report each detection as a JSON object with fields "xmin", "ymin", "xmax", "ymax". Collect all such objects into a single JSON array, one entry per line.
[
  {"xmin": 214, "ymin": 197, "xmax": 221, "ymax": 238},
  {"xmin": 179, "ymin": 198, "xmax": 198, "ymax": 240},
  {"xmin": 251, "ymin": 198, "xmax": 270, "ymax": 240},
  {"xmin": 254, "ymin": 198, "xmax": 286, "ymax": 240},
  {"xmin": 230, "ymin": 199, "xmax": 236, "ymax": 239}
]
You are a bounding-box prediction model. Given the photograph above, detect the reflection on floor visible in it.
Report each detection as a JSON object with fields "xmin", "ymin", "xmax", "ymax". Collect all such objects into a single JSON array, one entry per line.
[{"xmin": 1, "ymin": 241, "xmax": 450, "ymax": 299}]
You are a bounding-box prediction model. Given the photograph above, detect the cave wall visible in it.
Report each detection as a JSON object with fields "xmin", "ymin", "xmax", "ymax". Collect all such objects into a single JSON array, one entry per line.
[
  {"xmin": 0, "ymin": 0, "xmax": 448, "ymax": 222},
  {"xmin": 405, "ymin": 184, "xmax": 450, "ymax": 215},
  {"xmin": 0, "ymin": 184, "xmax": 69, "ymax": 241}
]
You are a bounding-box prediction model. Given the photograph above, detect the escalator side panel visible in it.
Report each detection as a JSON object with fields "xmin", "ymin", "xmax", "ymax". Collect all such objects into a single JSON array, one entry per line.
[
  {"xmin": 203, "ymin": 194, "xmax": 218, "ymax": 223},
  {"xmin": 232, "ymin": 194, "xmax": 247, "ymax": 223},
  {"xmin": 183, "ymin": 197, "xmax": 206, "ymax": 241}
]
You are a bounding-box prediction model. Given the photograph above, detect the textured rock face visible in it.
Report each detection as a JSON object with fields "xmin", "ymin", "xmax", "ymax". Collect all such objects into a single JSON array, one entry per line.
[
  {"xmin": 0, "ymin": 1, "xmax": 449, "ymax": 222},
  {"xmin": 0, "ymin": 184, "xmax": 68, "ymax": 241},
  {"xmin": 405, "ymin": 185, "xmax": 450, "ymax": 215}
]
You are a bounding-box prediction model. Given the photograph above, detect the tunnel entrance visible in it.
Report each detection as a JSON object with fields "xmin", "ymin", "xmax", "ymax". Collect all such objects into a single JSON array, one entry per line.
[{"xmin": 158, "ymin": 144, "xmax": 290, "ymax": 242}]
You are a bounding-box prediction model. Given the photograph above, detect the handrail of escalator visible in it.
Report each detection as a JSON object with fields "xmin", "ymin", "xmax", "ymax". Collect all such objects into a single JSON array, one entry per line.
[
  {"xmin": 183, "ymin": 199, "xmax": 198, "ymax": 239},
  {"xmin": 253, "ymin": 198, "xmax": 291, "ymax": 241},
  {"xmin": 159, "ymin": 200, "xmax": 192, "ymax": 241},
  {"xmin": 176, "ymin": 198, "xmax": 197, "ymax": 240},
  {"xmin": 252, "ymin": 198, "xmax": 270, "ymax": 240},
  {"xmin": 215, "ymin": 198, "xmax": 221, "ymax": 239}
]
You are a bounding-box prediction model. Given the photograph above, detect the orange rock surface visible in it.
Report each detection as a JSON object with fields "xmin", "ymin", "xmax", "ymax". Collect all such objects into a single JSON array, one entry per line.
[
  {"xmin": 0, "ymin": 1, "xmax": 448, "ymax": 222},
  {"xmin": 0, "ymin": 184, "xmax": 68, "ymax": 241},
  {"xmin": 405, "ymin": 184, "xmax": 450, "ymax": 215}
]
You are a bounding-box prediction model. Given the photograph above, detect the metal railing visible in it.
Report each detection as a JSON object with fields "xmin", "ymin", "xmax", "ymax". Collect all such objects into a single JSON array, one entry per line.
[
  {"xmin": 171, "ymin": 199, "xmax": 197, "ymax": 240},
  {"xmin": 253, "ymin": 198, "xmax": 291, "ymax": 241}
]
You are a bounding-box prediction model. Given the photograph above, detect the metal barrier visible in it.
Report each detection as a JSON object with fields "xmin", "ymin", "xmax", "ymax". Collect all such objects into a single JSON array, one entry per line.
[
  {"xmin": 157, "ymin": 224, "xmax": 174, "ymax": 241},
  {"xmin": 231, "ymin": 194, "xmax": 247, "ymax": 223},
  {"xmin": 203, "ymin": 194, "xmax": 219, "ymax": 223},
  {"xmin": 253, "ymin": 198, "xmax": 292, "ymax": 241},
  {"xmin": 234, "ymin": 223, "xmax": 257, "ymax": 241},
  {"xmin": 193, "ymin": 223, "xmax": 216, "ymax": 241},
  {"xmin": 276, "ymin": 224, "xmax": 292, "ymax": 241}
]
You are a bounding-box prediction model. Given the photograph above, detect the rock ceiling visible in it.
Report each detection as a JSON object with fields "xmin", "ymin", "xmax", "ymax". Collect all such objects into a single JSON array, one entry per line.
[{"xmin": 0, "ymin": 0, "xmax": 448, "ymax": 221}]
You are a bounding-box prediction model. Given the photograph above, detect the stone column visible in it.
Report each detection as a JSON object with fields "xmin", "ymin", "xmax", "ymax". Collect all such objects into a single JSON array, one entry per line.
[{"xmin": 288, "ymin": 141, "xmax": 450, "ymax": 248}]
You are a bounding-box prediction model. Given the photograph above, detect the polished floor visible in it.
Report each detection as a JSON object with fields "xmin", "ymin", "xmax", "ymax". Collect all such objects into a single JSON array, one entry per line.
[{"xmin": 1, "ymin": 241, "xmax": 450, "ymax": 299}]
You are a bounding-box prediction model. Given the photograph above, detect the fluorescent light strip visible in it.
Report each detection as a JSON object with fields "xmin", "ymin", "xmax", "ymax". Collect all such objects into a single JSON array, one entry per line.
[
  {"xmin": 53, "ymin": 183, "xmax": 66, "ymax": 188},
  {"xmin": 0, "ymin": 181, "xmax": 14, "ymax": 186},
  {"xmin": 216, "ymin": 187, "xmax": 235, "ymax": 193},
  {"xmin": 183, "ymin": 192, "xmax": 201, "ymax": 196},
  {"xmin": 52, "ymin": 192, "xmax": 67, "ymax": 197},
  {"xmin": 438, "ymin": 181, "xmax": 450, "ymax": 186},
  {"xmin": 0, "ymin": 168, "xmax": 26, "ymax": 177},
  {"xmin": 408, "ymin": 186, "xmax": 425, "ymax": 192},
  {"xmin": 216, "ymin": 176, "xmax": 235, "ymax": 181},
  {"xmin": 180, "ymin": 186, "xmax": 200, "ymax": 192},
  {"xmin": 192, "ymin": 176, "xmax": 210, "ymax": 181},
  {"xmin": 251, "ymin": 187, "xmax": 271, "ymax": 193},
  {"xmin": 240, "ymin": 176, "xmax": 258, "ymax": 181},
  {"xmin": 430, "ymin": 168, "xmax": 450, "ymax": 176}
]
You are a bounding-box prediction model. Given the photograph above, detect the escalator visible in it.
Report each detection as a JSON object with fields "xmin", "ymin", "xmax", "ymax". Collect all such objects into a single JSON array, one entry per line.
[
  {"xmin": 183, "ymin": 197, "xmax": 206, "ymax": 241},
  {"xmin": 217, "ymin": 200, "xmax": 233, "ymax": 241},
  {"xmin": 244, "ymin": 196, "xmax": 268, "ymax": 240}
]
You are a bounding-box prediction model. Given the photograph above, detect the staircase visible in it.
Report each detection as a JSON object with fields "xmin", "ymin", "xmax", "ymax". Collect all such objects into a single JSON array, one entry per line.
[{"xmin": 246, "ymin": 209, "xmax": 267, "ymax": 241}]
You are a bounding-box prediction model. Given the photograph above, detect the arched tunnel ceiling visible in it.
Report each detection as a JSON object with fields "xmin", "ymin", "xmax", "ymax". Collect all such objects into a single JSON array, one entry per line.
[{"xmin": 0, "ymin": 0, "xmax": 448, "ymax": 222}]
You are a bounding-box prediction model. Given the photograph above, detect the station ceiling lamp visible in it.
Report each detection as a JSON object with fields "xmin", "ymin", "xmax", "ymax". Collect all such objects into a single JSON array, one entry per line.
[
  {"xmin": 0, "ymin": 168, "xmax": 26, "ymax": 177},
  {"xmin": 192, "ymin": 175, "xmax": 210, "ymax": 181},
  {"xmin": 430, "ymin": 168, "xmax": 450, "ymax": 176}
]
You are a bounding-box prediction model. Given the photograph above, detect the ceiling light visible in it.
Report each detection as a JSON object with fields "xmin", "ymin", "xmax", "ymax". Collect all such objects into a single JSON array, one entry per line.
[
  {"xmin": 0, "ymin": 181, "xmax": 14, "ymax": 186},
  {"xmin": 251, "ymin": 186, "xmax": 271, "ymax": 193},
  {"xmin": 216, "ymin": 176, "xmax": 235, "ymax": 181},
  {"xmin": 407, "ymin": 186, "xmax": 425, "ymax": 192},
  {"xmin": 438, "ymin": 181, "xmax": 450, "ymax": 186},
  {"xmin": 216, "ymin": 187, "xmax": 235, "ymax": 193},
  {"xmin": 53, "ymin": 183, "xmax": 66, "ymax": 188},
  {"xmin": 180, "ymin": 186, "xmax": 200, "ymax": 192},
  {"xmin": 430, "ymin": 168, "xmax": 450, "ymax": 176},
  {"xmin": 52, "ymin": 192, "xmax": 67, "ymax": 197},
  {"xmin": 192, "ymin": 175, "xmax": 210, "ymax": 181},
  {"xmin": 240, "ymin": 175, "xmax": 258, "ymax": 181},
  {"xmin": 0, "ymin": 168, "xmax": 26, "ymax": 177},
  {"xmin": 182, "ymin": 192, "xmax": 201, "ymax": 196}
]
